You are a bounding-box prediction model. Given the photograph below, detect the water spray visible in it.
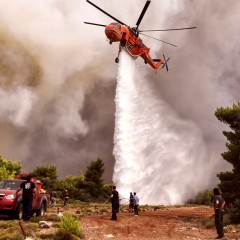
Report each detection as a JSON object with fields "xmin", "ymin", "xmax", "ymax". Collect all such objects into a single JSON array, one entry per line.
[{"xmin": 113, "ymin": 51, "xmax": 210, "ymax": 205}]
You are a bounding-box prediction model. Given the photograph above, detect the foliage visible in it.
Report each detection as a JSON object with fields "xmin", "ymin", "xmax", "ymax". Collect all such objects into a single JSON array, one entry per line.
[
  {"xmin": 0, "ymin": 155, "xmax": 108, "ymax": 201},
  {"xmin": 57, "ymin": 174, "xmax": 90, "ymax": 201},
  {"xmin": 102, "ymin": 184, "xmax": 113, "ymax": 198},
  {"xmin": 54, "ymin": 213, "xmax": 83, "ymax": 239},
  {"xmin": 215, "ymin": 103, "xmax": 240, "ymax": 205},
  {"xmin": 53, "ymin": 230, "xmax": 78, "ymax": 240},
  {"xmin": 193, "ymin": 189, "xmax": 214, "ymax": 205},
  {"xmin": 228, "ymin": 199, "xmax": 240, "ymax": 224},
  {"xmin": 37, "ymin": 232, "xmax": 55, "ymax": 239},
  {"xmin": 0, "ymin": 155, "xmax": 22, "ymax": 180},
  {"xmin": 202, "ymin": 212, "xmax": 231, "ymax": 229},
  {"xmin": 0, "ymin": 221, "xmax": 24, "ymax": 240},
  {"xmin": 31, "ymin": 164, "xmax": 58, "ymax": 192},
  {"xmin": 84, "ymin": 157, "xmax": 105, "ymax": 197},
  {"xmin": 44, "ymin": 214, "xmax": 62, "ymax": 222},
  {"xmin": 202, "ymin": 214, "xmax": 215, "ymax": 229}
]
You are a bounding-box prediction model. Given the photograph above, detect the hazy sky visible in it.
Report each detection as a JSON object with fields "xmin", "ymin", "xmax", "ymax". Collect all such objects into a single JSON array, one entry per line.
[{"xmin": 0, "ymin": 0, "xmax": 239, "ymax": 203}]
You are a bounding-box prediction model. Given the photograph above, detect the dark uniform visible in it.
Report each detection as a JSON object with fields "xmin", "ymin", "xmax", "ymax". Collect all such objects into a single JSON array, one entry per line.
[
  {"xmin": 129, "ymin": 192, "xmax": 134, "ymax": 212},
  {"xmin": 110, "ymin": 186, "xmax": 119, "ymax": 220},
  {"xmin": 63, "ymin": 190, "xmax": 69, "ymax": 206},
  {"xmin": 16, "ymin": 176, "xmax": 36, "ymax": 221},
  {"xmin": 213, "ymin": 188, "xmax": 225, "ymax": 239}
]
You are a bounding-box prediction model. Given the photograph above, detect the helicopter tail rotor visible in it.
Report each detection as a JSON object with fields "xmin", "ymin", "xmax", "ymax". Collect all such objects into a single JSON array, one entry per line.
[
  {"xmin": 161, "ymin": 54, "xmax": 170, "ymax": 72},
  {"xmin": 153, "ymin": 55, "xmax": 170, "ymax": 72}
]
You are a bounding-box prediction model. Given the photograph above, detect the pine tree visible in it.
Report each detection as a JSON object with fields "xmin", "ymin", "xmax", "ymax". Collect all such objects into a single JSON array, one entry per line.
[
  {"xmin": 215, "ymin": 103, "xmax": 240, "ymax": 204},
  {"xmin": 85, "ymin": 157, "xmax": 105, "ymax": 197},
  {"xmin": 32, "ymin": 164, "xmax": 58, "ymax": 192}
]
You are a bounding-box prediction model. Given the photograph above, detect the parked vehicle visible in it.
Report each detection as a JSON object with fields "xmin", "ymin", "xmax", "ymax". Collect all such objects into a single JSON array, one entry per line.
[{"xmin": 0, "ymin": 176, "xmax": 50, "ymax": 219}]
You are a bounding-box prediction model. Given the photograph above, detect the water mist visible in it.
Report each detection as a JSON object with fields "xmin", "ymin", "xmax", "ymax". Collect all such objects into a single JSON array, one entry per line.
[{"xmin": 113, "ymin": 51, "xmax": 212, "ymax": 205}]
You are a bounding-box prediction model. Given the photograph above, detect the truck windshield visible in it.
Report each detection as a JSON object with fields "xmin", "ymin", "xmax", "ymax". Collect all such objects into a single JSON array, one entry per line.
[{"xmin": 0, "ymin": 180, "xmax": 22, "ymax": 190}]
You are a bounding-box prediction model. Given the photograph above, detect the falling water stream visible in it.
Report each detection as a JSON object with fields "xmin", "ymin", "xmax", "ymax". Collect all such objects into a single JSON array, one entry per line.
[{"xmin": 113, "ymin": 51, "xmax": 209, "ymax": 205}]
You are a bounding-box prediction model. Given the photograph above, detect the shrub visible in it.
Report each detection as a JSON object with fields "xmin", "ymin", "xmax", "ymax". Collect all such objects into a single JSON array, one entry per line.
[
  {"xmin": 37, "ymin": 232, "xmax": 55, "ymax": 239},
  {"xmin": 202, "ymin": 212, "xmax": 232, "ymax": 228},
  {"xmin": 55, "ymin": 213, "xmax": 83, "ymax": 238},
  {"xmin": 202, "ymin": 214, "xmax": 215, "ymax": 229},
  {"xmin": 228, "ymin": 199, "xmax": 240, "ymax": 224},
  {"xmin": 44, "ymin": 214, "xmax": 62, "ymax": 222},
  {"xmin": 53, "ymin": 229, "xmax": 78, "ymax": 240},
  {"xmin": 193, "ymin": 189, "xmax": 213, "ymax": 205}
]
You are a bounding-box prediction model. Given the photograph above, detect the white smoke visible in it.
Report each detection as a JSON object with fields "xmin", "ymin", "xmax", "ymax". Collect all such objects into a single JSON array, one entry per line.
[
  {"xmin": 0, "ymin": 87, "xmax": 37, "ymax": 127},
  {"xmin": 0, "ymin": 0, "xmax": 239, "ymax": 197},
  {"xmin": 0, "ymin": 0, "xmax": 118, "ymax": 176}
]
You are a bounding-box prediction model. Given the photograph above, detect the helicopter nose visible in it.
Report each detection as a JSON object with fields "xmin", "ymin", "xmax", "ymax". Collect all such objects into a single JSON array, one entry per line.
[{"xmin": 105, "ymin": 24, "xmax": 122, "ymax": 42}]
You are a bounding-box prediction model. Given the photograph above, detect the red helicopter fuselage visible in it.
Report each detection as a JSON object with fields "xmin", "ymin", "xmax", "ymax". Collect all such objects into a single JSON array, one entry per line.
[
  {"xmin": 105, "ymin": 23, "xmax": 162, "ymax": 70},
  {"xmin": 85, "ymin": 0, "xmax": 196, "ymax": 72}
]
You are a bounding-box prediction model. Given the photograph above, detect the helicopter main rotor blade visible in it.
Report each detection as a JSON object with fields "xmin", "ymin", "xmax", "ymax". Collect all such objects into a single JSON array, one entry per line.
[
  {"xmin": 136, "ymin": 0, "xmax": 151, "ymax": 29},
  {"xmin": 140, "ymin": 33, "xmax": 178, "ymax": 47},
  {"xmin": 84, "ymin": 22, "xmax": 107, "ymax": 27},
  {"xmin": 86, "ymin": 0, "xmax": 127, "ymax": 26},
  {"xmin": 139, "ymin": 26, "xmax": 197, "ymax": 32}
]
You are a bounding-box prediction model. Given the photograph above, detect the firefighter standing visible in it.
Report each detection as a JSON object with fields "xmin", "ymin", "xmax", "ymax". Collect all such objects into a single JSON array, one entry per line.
[
  {"xmin": 129, "ymin": 192, "xmax": 134, "ymax": 212},
  {"xmin": 62, "ymin": 189, "xmax": 70, "ymax": 206},
  {"xmin": 15, "ymin": 175, "xmax": 37, "ymax": 221},
  {"xmin": 110, "ymin": 185, "xmax": 119, "ymax": 220},
  {"xmin": 213, "ymin": 188, "xmax": 225, "ymax": 239}
]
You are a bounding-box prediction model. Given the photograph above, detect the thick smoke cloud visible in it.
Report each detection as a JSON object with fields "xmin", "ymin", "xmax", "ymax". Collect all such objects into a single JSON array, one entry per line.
[
  {"xmin": 0, "ymin": 0, "xmax": 239, "ymax": 203},
  {"xmin": 0, "ymin": 0, "xmax": 117, "ymax": 180}
]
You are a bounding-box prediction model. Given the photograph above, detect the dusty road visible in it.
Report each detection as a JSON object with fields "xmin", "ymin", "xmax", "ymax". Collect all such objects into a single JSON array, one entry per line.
[{"xmin": 80, "ymin": 206, "xmax": 240, "ymax": 240}]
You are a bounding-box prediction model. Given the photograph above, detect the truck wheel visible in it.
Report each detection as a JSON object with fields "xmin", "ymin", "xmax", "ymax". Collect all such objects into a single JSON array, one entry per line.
[
  {"xmin": 36, "ymin": 203, "xmax": 46, "ymax": 217},
  {"xmin": 15, "ymin": 203, "xmax": 23, "ymax": 220}
]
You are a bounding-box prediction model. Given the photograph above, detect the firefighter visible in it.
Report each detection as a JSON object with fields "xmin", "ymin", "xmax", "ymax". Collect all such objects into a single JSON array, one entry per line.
[
  {"xmin": 129, "ymin": 192, "xmax": 134, "ymax": 212},
  {"xmin": 213, "ymin": 188, "xmax": 225, "ymax": 239},
  {"xmin": 62, "ymin": 189, "xmax": 70, "ymax": 206},
  {"xmin": 110, "ymin": 186, "xmax": 119, "ymax": 220},
  {"xmin": 15, "ymin": 175, "xmax": 37, "ymax": 221}
]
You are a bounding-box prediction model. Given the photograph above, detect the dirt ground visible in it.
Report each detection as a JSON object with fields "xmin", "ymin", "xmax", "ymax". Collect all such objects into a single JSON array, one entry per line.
[{"xmin": 80, "ymin": 206, "xmax": 240, "ymax": 240}]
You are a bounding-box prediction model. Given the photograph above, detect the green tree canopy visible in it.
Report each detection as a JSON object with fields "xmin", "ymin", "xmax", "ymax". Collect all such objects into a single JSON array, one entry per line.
[
  {"xmin": 84, "ymin": 157, "xmax": 105, "ymax": 197},
  {"xmin": 0, "ymin": 155, "xmax": 22, "ymax": 180},
  {"xmin": 57, "ymin": 174, "xmax": 89, "ymax": 200},
  {"xmin": 31, "ymin": 164, "xmax": 58, "ymax": 192},
  {"xmin": 215, "ymin": 102, "xmax": 240, "ymax": 204}
]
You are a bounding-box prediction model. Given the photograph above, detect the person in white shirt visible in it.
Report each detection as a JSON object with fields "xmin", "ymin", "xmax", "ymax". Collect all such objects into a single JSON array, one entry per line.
[{"xmin": 133, "ymin": 192, "xmax": 139, "ymax": 216}]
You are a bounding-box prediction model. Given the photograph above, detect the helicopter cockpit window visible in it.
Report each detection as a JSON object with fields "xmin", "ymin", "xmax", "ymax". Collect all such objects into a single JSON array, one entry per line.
[{"xmin": 111, "ymin": 23, "xmax": 121, "ymax": 30}]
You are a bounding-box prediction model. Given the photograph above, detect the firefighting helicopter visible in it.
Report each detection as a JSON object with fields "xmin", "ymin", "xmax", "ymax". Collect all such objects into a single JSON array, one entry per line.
[{"xmin": 84, "ymin": 0, "xmax": 196, "ymax": 71}]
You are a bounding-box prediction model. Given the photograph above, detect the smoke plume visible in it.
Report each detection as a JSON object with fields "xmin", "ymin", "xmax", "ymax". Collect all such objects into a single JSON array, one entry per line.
[{"xmin": 0, "ymin": 0, "xmax": 240, "ymax": 203}]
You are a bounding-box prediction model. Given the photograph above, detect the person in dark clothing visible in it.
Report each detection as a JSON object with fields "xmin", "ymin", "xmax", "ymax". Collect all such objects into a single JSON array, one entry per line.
[
  {"xmin": 50, "ymin": 191, "xmax": 57, "ymax": 207},
  {"xmin": 62, "ymin": 189, "xmax": 69, "ymax": 206},
  {"xmin": 129, "ymin": 192, "xmax": 134, "ymax": 212},
  {"xmin": 213, "ymin": 188, "xmax": 225, "ymax": 239},
  {"xmin": 15, "ymin": 175, "xmax": 37, "ymax": 221},
  {"xmin": 110, "ymin": 185, "xmax": 119, "ymax": 220}
]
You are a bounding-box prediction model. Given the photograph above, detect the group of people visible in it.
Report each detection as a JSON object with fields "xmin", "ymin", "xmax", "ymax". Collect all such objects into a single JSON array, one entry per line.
[
  {"xmin": 14, "ymin": 175, "xmax": 225, "ymax": 239},
  {"xmin": 110, "ymin": 186, "xmax": 140, "ymax": 221},
  {"xmin": 110, "ymin": 186, "xmax": 226, "ymax": 239},
  {"xmin": 14, "ymin": 174, "xmax": 70, "ymax": 221},
  {"xmin": 129, "ymin": 191, "xmax": 139, "ymax": 216},
  {"xmin": 50, "ymin": 189, "xmax": 69, "ymax": 207}
]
